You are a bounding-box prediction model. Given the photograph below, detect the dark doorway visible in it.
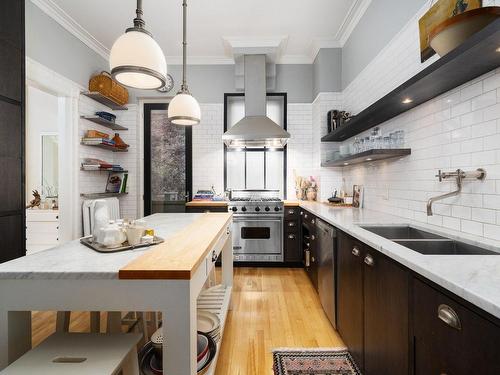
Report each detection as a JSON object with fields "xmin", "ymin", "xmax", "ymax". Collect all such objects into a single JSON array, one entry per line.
[{"xmin": 143, "ymin": 103, "xmax": 192, "ymax": 215}]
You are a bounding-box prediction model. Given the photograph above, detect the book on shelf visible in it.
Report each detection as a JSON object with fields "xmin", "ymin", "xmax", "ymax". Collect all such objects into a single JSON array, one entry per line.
[
  {"xmin": 105, "ymin": 172, "xmax": 128, "ymax": 193},
  {"xmin": 81, "ymin": 138, "xmax": 116, "ymax": 146}
]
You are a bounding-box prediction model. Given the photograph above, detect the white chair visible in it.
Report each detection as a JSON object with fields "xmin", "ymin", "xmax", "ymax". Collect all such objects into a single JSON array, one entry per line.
[{"xmin": 1, "ymin": 333, "xmax": 141, "ymax": 375}]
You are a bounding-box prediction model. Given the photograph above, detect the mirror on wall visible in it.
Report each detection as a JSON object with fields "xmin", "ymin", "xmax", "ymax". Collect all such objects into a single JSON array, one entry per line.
[{"xmin": 41, "ymin": 134, "xmax": 58, "ymax": 197}]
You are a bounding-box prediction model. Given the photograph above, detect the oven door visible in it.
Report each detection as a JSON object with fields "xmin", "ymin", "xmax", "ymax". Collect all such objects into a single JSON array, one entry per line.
[{"xmin": 232, "ymin": 216, "xmax": 283, "ymax": 260}]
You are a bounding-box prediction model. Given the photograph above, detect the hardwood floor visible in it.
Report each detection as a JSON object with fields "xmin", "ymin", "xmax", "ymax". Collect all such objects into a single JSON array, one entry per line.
[{"xmin": 31, "ymin": 267, "xmax": 343, "ymax": 374}]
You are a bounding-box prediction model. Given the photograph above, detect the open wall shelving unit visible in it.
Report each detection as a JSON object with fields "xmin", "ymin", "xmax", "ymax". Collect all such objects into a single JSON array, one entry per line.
[{"xmin": 321, "ymin": 19, "xmax": 500, "ymax": 143}]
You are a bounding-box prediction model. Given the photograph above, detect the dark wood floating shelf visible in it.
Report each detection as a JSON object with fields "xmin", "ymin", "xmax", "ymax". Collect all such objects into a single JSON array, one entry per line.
[
  {"xmin": 80, "ymin": 192, "xmax": 128, "ymax": 199},
  {"xmin": 322, "ymin": 19, "xmax": 500, "ymax": 142},
  {"xmin": 81, "ymin": 143, "xmax": 128, "ymax": 152},
  {"xmin": 81, "ymin": 116, "xmax": 128, "ymax": 131},
  {"xmin": 322, "ymin": 148, "xmax": 411, "ymax": 167},
  {"xmin": 81, "ymin": 92, "xmax": 128, "ymax": 111}
]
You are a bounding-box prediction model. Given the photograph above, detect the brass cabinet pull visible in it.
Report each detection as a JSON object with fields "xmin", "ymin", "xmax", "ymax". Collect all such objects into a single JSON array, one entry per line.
[
  {"xmin": 311, "ymin": 219, "xmax": 315, "ymax": 224},
  {"xmin": 364, "ymin": 254, "xmax": 374, "ymax": 266},
  {"xmin": 311, "ymin": 235, "xmax": 315, "ymax": 241},
  {"xmin": 288, "ymin": 222, "xmax": 296, "ymax": 227},
  {"xmin": 288, "ymin": 234, "xmax": 296, "ymax": 239},
  {"xmin": 288, "ymin": 209, "xmax": 295, "ymax": 215},
  {"xmin": 304, "ymin": 214, "xmax": 308, "ymax": 219},
  {"xmin": 305, "ymin": 250, "xmax": 310, "ymax": 267},
  {"xmin": 352, "ymin": 247, "xmax": 360, "ymax": 257},
  {"xmin": 438, "ymin": 304, "xmax": 461, "ymax": 330}
]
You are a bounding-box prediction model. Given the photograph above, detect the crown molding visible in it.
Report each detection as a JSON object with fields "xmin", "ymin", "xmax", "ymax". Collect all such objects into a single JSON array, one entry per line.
[
  {"xmin": 335, "ymin": 0, "xmax": 372, "ymax": 46},
  {"xmin": 278, "ymin": 55, "xmax": 313, "ymax": 65},
  {"xmin": 310, "ymin": 38, "xmax": 342, "ymax": 62},
  {"xmin": 31, "ymin": 0, "xmax": 110, "ymax": 60}
]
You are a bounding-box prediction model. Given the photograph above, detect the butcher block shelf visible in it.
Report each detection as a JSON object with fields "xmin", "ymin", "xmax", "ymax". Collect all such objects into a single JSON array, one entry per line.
[
  {"xmin": 119, "ymin": 213, "xmax": 232, "ymax": 280},
  {"xmin": 322, "ymin": 148, "xmax": 411, "ymax": 167},
  {"xmin": 321, "ymin": 19, "xmax": 500, "ymax": 142}
]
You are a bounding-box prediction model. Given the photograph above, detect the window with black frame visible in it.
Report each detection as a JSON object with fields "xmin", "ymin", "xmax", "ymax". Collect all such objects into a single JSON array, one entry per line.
[{"xmin": 223, "ymin": 93, "xmax": 287, "ymax": 198}]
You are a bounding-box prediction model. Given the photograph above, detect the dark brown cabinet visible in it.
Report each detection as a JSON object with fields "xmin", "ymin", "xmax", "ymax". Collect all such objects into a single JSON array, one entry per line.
[
  {"xmin": 337, "ymin": 231, "xmax": 409, "ymax": 374},
  {"xmin": 337, "ymin": 232, "xmax": 365, "ymax": 370},
  {"xmin": 301, "ymin": 209, "xmax": 318, "ymax": 290},
  {"xmin": 0, "ymin": 0, "xmax": 25, "ymax": 263},
  {"xmin": 284, "ymin": 207, "xmax": 301, "ymax": 263},
  {"xmin": 363, "ymin": 249, "xmax": 409, "ymax": 375},
  {"xmin": 413, "ymin": 278, "xmax": 500, "ymax": 375}
]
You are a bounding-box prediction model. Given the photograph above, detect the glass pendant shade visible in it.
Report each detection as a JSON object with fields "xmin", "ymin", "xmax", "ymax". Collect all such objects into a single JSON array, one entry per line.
[
  {"xmin": 168, "ymin": 93, "xmax": 201, "ymax": 125},
  {"xmin": 110, "ymin": 30, "xmax": 167, "ymax": 90}
]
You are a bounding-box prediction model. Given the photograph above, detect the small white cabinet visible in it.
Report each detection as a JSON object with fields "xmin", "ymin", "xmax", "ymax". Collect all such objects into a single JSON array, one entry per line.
[{"xmin": 26, "ymin": 210, "xmax": 59, "ymax": 255}]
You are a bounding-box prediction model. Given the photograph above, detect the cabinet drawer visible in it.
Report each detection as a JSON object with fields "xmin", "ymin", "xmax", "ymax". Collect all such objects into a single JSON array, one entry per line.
[
  {"xmin": 26, "ymin": 221, "xmax": 58, "ymax": 234},
  {"xmin": 301, "ymin": 210, "xmax": 317, "ymax": 226},
  {"xmin": 284, "ymin": 232, "xmax": 301, "ymax": 263},
  {"xmin": 26, "ymin": 211, "xmax": 59, "ymax": 222},
  {"xmin": 285, "ymin": 219, "xmax": 299, "ymax": 232},
  {"xmin": 413, "ymin": 278, "xmax": 500, "ymax": 375},
  {"xmin": 26, "ymin": 232, "xmax": 58, "ymax": 245},
  {"xmin": 284, "ymin": 207, "xmax": 299, "ymax": 219}
]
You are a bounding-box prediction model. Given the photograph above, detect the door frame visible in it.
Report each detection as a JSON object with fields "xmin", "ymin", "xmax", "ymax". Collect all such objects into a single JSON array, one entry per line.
[
  {"xmin": 143, "ymin": 102, "xmax": 193, "ymax": 216},
  {"xmin": 26, "ymin": 58, "xmax": 80, "ymax": 243}
]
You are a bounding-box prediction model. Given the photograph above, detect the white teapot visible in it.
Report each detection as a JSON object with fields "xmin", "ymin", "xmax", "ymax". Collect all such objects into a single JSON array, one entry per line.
[{"xmin": 100, "ymin": 221, "xmax": 127, "ymax": 248}]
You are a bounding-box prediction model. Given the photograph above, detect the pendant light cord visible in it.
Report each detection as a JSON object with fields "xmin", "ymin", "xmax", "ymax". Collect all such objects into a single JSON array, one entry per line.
[{"xmin": 180, "ymin": 0, "xmax": 190, "ymax": 94}]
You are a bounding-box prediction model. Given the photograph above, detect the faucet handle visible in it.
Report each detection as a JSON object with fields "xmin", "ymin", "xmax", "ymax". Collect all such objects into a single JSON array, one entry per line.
[{"xmin": 435, "ymin": 170, "xmax": 443, "ymax": 182}]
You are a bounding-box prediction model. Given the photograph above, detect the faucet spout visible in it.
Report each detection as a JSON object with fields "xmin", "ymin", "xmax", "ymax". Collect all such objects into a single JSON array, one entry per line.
[{"xmin": 427, "ymin": 171, "xmax": 463, "ymax": 216}]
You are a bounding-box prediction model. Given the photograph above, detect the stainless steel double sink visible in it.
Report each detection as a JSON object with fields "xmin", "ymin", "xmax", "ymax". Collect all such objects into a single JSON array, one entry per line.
[{"xmin": 360, "ymin": 225, "xmax": 499, "ymax": 255}]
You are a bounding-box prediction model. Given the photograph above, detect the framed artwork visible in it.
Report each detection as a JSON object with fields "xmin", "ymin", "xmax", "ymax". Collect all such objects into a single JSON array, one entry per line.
[{"xmin": 418, "ymin": 0, "xmax": 482, "ymax": 62}]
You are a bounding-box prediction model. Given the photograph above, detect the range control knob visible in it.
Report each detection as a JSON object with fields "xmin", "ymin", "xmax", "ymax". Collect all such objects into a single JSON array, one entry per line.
[
  {"xmin": 265, "ymin": 206, "xmax": 270, "ymax": 212},
  {"xmin": 274, "ymin": 206, "xmax": 280, "ymax": 212},
  {"xmin": 231, "ymin": 207, "xmax": 237, "ymax": 212},
  {"xmin": 241, "ymin": 206, "xmax": 247, "ymax": 212},
  {"xmin": 255, "ymin": 207, "xmax": 261, "ymax": 212}
]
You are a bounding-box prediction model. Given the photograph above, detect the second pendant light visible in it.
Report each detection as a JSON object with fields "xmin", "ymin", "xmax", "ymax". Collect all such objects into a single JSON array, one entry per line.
[{"xmin": 168, "ymin": 0, "xmax": 201, "ymax": 126}]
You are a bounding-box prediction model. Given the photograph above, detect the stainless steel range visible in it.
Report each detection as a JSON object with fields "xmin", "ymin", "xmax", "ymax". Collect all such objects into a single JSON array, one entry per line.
[{"xmin": 228, "ymin": 190, "xmax": 284, "ymax": 262}]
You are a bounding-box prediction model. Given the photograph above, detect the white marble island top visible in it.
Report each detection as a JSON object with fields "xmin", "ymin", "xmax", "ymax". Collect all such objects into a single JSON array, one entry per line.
[
  {"xmin": 0, "ymin": 213, "xmax": 203, "ymax": 280},
  {"xmin": 299, "ymin": 201, "xmax": 500, "ymax": 319}
]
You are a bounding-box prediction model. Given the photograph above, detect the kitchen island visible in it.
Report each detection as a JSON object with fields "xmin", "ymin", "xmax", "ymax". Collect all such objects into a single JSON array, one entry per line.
[{"xmin": 0, "ymin": 212, "xmax": 233, "ymax": 375}]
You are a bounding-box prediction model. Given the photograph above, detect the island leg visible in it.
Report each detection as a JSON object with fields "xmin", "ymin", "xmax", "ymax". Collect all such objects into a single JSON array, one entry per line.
[
  {"xmin": 162, "ymin": 287, "xmax": 197, "ymax": 375},
  {"xmin": 0, "ymin": 310, "xmax": 31, "ymax": 369}
]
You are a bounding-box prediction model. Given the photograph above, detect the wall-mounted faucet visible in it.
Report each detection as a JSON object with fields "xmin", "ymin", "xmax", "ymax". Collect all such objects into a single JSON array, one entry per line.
[{"xmin": 427, "ymin": 168, "xmax": 486, "ymax": 216}]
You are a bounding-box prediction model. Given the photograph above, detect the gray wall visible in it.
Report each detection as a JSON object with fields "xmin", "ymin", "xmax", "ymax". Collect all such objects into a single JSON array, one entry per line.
[
  {"xmin": 342, "ymin": 0, "xmax": 427, "ymax": 89},
  {"xmin": 313, "ymin": 48, "xmax": 342, "ymax": 98},
  {"xmin": 25, "ymin": 0, "xmax": 108, "ymax": 88},
  {"xmin": 135, "ymin": 64, "xmax": 314, "ymax": 103}
]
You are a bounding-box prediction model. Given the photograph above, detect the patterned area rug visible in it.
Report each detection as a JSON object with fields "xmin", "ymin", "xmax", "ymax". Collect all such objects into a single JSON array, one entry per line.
[{"xmin": 273, "ymin": 348, "xmax": 361, "ymax": 375}]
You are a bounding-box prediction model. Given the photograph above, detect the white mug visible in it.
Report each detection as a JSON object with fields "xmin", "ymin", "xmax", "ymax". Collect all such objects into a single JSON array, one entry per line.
[{"xmin": 126, "ymin": 226, "xmax": 145, "ymax": 246}]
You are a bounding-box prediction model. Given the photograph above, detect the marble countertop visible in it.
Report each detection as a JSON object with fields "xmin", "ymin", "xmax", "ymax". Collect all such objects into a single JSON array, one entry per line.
[
  {"xmin": 0, "ymin": 213, "xmax": 203, "ymax": 280},
  {"xmin": 298, "ymin": 201, "xmax": 500, "ymax": 319}
]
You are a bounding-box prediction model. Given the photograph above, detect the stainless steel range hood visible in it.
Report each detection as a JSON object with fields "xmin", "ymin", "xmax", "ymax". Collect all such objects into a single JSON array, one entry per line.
[{"xmin": 222, "ymin": 55, "xmax": 290, "ymax": 148}]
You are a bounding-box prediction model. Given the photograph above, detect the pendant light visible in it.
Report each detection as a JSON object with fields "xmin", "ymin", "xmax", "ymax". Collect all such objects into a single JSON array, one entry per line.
[
  {"xmin": 110, "ymin": 0, "xmax": 167, "ymax": 90},
  {"xmin": 168, "ymin": 0, "xmax": 201, "ymax": 125}
]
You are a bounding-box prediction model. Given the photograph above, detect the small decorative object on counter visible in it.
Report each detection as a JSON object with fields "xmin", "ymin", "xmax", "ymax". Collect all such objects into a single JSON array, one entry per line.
[
  {"xmin": 352, "ymin": 185, "xmax": 364, "ymax": 208},
  {"xmin": 26, "ymin": 190, "xmax": 41, "ymax": 209},
  {"xmin": 86, "ymin": 130, "xmax": 109, "ymax": 139},
  {"xmin": 89, "ymin": 71, "xmax": 129, "ymax": 106},
  {"xmin": 126, "ymin": 223, "xmax": 145, "ymax": 246},
  {"xmin": 141, "ymin": 235, "xmax": 154, "ymax": 244},
  {"xmin": 294, "ymin": 172, "xmax": 319, "ymax": 201},
  {"xmin": 145, "ymin": 229, "xmax": 155, "ymax": 236}
]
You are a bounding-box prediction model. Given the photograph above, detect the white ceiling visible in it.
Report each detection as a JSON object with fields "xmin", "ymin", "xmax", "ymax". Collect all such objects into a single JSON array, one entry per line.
[{"xmin": 36, "ymin": 0, "xmax": 371, "ymax": 64}]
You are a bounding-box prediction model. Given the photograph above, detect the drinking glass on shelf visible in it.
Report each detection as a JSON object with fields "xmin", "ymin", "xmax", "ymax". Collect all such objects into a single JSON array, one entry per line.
[
  {"xmin": 396, "ymin": 130, "xmax": 405, "ymax": 148},
  {"xmin": 352, "ymin": 137, "xmax": 360, "ymax": 154},
  {"xmin": 375, "ymin": 135, "xmax": 383, "ymax": 149},
  {"xmin": 364, "ymin": 137, "xmax": 371, "ymax": 151},
  {"xmin": 389, "ymin": 132, "xmax": 398, "ymax": 149},
  {"xmin": 383, "ymin": 136, "xmax": 391, "ymax": 149}
]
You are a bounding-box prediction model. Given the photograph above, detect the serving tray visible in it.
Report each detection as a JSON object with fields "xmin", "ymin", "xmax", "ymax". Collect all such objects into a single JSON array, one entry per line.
[{"xmin": 80, "ymin": 236, "xmax": 164, "ymax": 253}]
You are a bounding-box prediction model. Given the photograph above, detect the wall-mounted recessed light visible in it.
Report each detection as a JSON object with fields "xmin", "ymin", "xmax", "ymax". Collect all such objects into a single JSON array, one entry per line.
[
  {"xmin": 344, "ymin": 162, "xmax": 349, "ymax": 166},
  {"xmin": 366, "ymin": 158, "xmax": 373, "ymax": 161},
  {"xmin": 402, "ymin": 98, "xmax": 413, "ymax": 104},
  {"xmin": 496, "ymin": 47, "xmax": 500, "ymax": 52}
]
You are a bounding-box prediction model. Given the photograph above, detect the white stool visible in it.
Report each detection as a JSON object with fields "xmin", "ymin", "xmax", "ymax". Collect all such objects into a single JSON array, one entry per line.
[{"xmin": 1, "ymin": 333, "xmax": 141, "ymax": 375}]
